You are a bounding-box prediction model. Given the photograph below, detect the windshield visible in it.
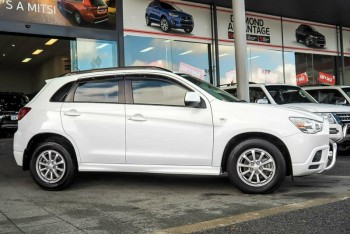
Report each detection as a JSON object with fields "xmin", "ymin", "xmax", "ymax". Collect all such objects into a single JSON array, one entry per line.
[
  {"xmin": 177, "ymin": 73, "xmax": 242, "ymax": 102},
  {"xmin": 265, "ymin": 85, "xmax": 317, "ymax": 104},
  {"xmin": 341, "ymin": 87, "xmax": 350, "ymax": 98},
  {"xmin": 160, "ymin": 2, "xmax": 182, "ymax": 11}
]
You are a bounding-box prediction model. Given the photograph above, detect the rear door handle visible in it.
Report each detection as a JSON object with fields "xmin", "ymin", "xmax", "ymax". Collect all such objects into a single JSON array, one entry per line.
[
  {"xmin": 128, "ymin": 114, "xmax": 147, "ymax": 121},
  {"xmin": 64, "ymin": 109, "xmax": 81, "ymax": 116}
]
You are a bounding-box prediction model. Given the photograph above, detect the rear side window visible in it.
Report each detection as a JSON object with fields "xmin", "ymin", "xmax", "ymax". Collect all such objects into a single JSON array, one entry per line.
[
  {"xmin": 50, "ymin": 82, "xmax": 74, "ymax": 102},
  {"xmin": 74, "ymin": 78, "xmax": 119, "ymax": 103}
]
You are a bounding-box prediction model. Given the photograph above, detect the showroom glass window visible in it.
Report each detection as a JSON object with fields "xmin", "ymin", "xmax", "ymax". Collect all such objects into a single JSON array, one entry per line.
[
  {"xmin": 295, "ymin": 53, "xmax": 336, "ymax": 85},
  {"xmin": 131, "ymin": 78, "xmax": 188, "ymax": 106},
  {"xmin": 74, "ymin": 78, "xmax": 119, "ymax": 103},
  {"xmin": 218, "ymin": 45, "xmax": 236, "ymax": 86},
  {"xmin": 124, "ymin": 35, "xmax": 210, "ymax": 82},
  {"xmin": 71, "ymin": 38, "xmax": 118, "ymax": 71},
  {"xmin": 247, "ymin": 47, "xmax": 284, "ymax": 84}
]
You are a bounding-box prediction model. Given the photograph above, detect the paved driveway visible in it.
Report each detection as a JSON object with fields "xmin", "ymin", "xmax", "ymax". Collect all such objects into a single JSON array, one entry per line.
[{"xmin": 1, "ymin": 138, "xmax": 350, "ymax": 233}]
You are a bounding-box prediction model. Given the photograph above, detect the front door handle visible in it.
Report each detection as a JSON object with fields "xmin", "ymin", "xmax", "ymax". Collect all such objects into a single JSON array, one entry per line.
[
  {"xmin": 64, "ymin": 109, "xmax": 81, "ymax": 116},
  {"xmin": 128, "ymin": 114, "xmax": 147, "ymax": 121}
]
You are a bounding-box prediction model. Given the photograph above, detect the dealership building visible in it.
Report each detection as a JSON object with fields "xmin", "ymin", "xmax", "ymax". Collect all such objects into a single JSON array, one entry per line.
[{"xmin": 1, "ymin": 0, "xmax": 350, "ymax": 97}]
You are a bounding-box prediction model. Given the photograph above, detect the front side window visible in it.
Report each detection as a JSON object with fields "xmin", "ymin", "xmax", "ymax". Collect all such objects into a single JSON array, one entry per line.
[
  {"xmin": 132, "ymin": 79, "xmax": 188, "ymax": 106},
  {"xmin": 74, "ymin": 78, "xmax": 119, "ymax": 103},
  {"xmin": 250, "ymin": 87, "xmax": 269, "ymax": 103},
  {"xmin": 309, "ymin": 89, "xmax": 345, "ymax": 104}
]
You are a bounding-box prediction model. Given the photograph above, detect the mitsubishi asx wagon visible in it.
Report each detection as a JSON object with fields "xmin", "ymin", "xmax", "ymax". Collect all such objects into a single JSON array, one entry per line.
[
  {"xmin": 145, "ymin": 0, "xmax": 194, "ymax": 33},
  {"xmin": 295, "ymin": 24, "xmax": 326, "ymax": 48},
  {"xmin": 57, "ymin": 0, "xmax": 109, "ymax": 25},
  {"xmin": 13, "ymin": 67, "xmax": 335, "ymax": 194}
]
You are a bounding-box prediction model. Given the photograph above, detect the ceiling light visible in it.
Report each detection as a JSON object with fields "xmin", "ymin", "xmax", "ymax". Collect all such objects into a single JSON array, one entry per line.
[
  {"xmin": 179, "ymin": 50, "xmax": 193, "ymax": 56},
  {"xmin": 140, "ymin": 47, "xmax": 154, "ymax": 53},
  {"xmin": 96, "ymin": 44, "xmax": 109, "ymax": 49},
  {"xmin": 2, "ymin": 54, "xmax": 5, "ymax": 57},
  {"xmin": 11, "ymin": 44, "xmax": 15, "ymax": 47},
  {"xmin": 22, "ymin": 58, "xmax": 32, "ymax": 63},
  {"xmin": 219, "ymin": 53, "xmax": 228, "ymax": 57},
  {"xmin": 45, "ymin": 39, "xmax": 58, "ymax": 45},
  {"xmin": 32, "ymin": 49, "xmax": 43, "ymax": 55}
]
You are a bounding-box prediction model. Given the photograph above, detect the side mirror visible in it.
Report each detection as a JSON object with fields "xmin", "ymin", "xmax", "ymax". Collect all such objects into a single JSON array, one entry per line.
[
  {"xmin": 185, "ymin": 92, "xmax": 201, "ymax": 108},
  {"xmin": 256, "ymin": 98, "xmax": 269, "ymax": 104}
]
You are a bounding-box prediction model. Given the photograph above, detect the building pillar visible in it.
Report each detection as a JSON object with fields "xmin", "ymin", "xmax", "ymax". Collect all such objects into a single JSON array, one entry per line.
[{"xmin": 232, "ymin": 0, "xmax": 249, "ymax": 102}]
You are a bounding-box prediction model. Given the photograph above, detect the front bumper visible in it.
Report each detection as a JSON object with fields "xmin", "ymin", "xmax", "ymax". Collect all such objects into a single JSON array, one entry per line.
[{"xmin": 331, "ymin": 123, "xmax": 350, "ymax": 144}]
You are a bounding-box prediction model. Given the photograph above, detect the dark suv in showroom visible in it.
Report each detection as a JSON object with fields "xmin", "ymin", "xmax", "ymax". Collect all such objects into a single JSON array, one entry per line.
[
  {"xmin": 295, "ymin": 24, "xmax": 326, "ymax": 48},
  {"xmin": 145, "ymin": 0, "xmax": 194, "ymax": 33},
  {"xmin": 0, "ymin": 92, "xmax": 29, "ymax": 136},
  {"xmin": 57, "ymin": 0, "xmax": 109, "ymax": 25}
]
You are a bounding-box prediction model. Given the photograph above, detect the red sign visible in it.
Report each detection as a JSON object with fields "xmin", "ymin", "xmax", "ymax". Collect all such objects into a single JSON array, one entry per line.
[
  {"xmin": 318, "ymin": 72, "xmax": 335, "ymax": 85},
  {"xmin": 179, "ymin": 62, "xmax": 206, "ymax": 80},
  {"xmin": 296, "ymin": 72, "xmax": 309, "ymax": 86}
]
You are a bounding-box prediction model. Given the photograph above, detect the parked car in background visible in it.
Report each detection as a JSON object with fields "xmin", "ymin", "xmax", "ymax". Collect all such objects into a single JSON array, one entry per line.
[
  {"xmin": 223, "ymin": 83, "xmax": 350, "ymax": 152},
  {"xmin": 0, "ymin": 92, "xmax": 29, "ymax": 136},
  {"xmin": 145, "ymin": 0, "xmax": 194, "ymax": 33},
  {"xmin": 57, "ymin": 0, "xmax": 109, "ymax": 25},
  {"xmin": 295, "ymin": 24, "xmax": 326, "ymax": 48},
  {"xmin": 303, "ymin": 85, "xmax": 350, "ymax": 105},
  {"xmin": 13, "ymin": 67, "xmax": 335, "ymax": 194}
]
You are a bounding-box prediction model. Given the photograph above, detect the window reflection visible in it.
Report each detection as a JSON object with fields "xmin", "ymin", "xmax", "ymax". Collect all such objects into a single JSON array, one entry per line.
[
  {"xmin": 71, "ymin": 38, "xmax": 117, "ymax": 71},
  {"xmin": 132, "ymin": 79, "xmax": 187, "ymax": 106},
  {"xmin": 74, "ymin": 79, "xmax": 119, "ymax": 103}
]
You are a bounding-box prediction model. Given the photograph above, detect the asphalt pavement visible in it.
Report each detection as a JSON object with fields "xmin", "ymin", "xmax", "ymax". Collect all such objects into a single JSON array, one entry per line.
[{"xmin": 0, "ymin": 137, "xmax": 350, "ymax": 234}]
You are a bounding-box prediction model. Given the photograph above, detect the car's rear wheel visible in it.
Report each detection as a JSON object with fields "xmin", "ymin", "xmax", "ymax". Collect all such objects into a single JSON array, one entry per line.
[
  {"xmin": 227, "ymin": 139, "xmax": 286, "ymax": 194},
  {"xmin": 74, "ymin": 11, "xmax": 82, "ymax": 25},
  {"xmin": 160, "ymin": 17, "xmax": 171, "ymax": 32},
  {"xmin": 29, "ymin": 142, "xmax": 75, "ymax": 190},
  {"xmin": 184, "ymin": 28, "xmax": 193, "ymax": 33},
  {"xmin": 145, "ymin": 15, "xmax": 151, "ymax": 26}
]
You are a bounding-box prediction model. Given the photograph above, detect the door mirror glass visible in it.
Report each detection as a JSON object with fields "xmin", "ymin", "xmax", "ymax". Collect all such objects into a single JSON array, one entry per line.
[
  {"xmin": 185, "ymin": 92, "xmax": 201, "ymax": 107},
  {"xmin": 256, "ymin": 98, "xmax": 269, "ymax": 104}
]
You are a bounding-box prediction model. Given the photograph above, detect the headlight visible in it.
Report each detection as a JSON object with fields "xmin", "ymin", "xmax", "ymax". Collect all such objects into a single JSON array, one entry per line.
[
  {"xmin": 289, "ymin": 117, "xmax": 323, "ymax": 134},
  {"xmin": 169, "ymin": 12, "xmax": 179, "ymax": 17},
  {"xmin": 315, "ymin": 113, "xmax": 337, "ymax": 124}
]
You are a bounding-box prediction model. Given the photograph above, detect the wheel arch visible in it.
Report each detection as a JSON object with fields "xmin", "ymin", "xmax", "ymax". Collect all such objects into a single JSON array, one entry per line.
[
  {"xmin": 23, "ymin": 133, "xmax": 78, "ymax": 171},
  {"xmin": 221, "ymin": 132, "xmax": 293, "ymax": 176}
]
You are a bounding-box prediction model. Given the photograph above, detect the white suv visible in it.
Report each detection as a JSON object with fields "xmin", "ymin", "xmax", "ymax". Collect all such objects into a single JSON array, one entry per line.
[
  {"xmin": 302, "ymin": 85, "xmax": 350, "ymax": 105},
  {"xmin": 223, "ymin": 83, "xmax": 350, "ymax": 151},
  {"xmin": 13, "ymin": 68, "xmax": 335, "ymax": 194}
]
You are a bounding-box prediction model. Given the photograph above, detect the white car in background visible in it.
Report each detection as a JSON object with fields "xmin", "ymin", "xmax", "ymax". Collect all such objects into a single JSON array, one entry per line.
[
  {"xmin": 223, "ymin": 83, "xmax": 350, "ymax": 151},
  {"xmin": 13, "ymin": 68, "xmax": 335, "ymax": 194},
  {"xmin": 302, "ymin": 85, "xmax": 350, "ymax": 105}
]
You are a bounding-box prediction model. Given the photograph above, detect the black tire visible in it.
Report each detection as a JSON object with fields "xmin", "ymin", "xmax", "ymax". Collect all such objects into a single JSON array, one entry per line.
[
  {"xmin": 226, "ymin": 139, "xmax": 286, "ymax": 194},
  {"xmin": 305, "ymin": 36, "xmax": 311, "ymax": 47},
  {"xmin": 160, "ymin": 17, "xmax": 171, "ymax": 32},
  {"xmin": 145, "ymin": 14, "xmax": 151, "ymax": 26},
  {"xmin": 29, "ymin": 142, "xmax": 75, "ymax": 190},
  {"xmin": 184, "ymin": 28, "xmax": 193, "ymax": 34},
  {"xmin": 74, "ymin": 11, "xmax": 82, "ymax": 25}
]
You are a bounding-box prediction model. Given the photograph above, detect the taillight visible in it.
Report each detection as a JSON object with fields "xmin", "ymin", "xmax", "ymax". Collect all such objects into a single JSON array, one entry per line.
[{"xmin": 18, "ymin": 107, "xmax": 31, "ymax": 121}]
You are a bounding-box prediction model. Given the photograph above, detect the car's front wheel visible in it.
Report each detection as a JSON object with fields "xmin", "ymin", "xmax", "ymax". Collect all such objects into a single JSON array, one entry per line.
[
  {"xmin": 160, "ymin": 17, "xmax": 171, "ymax": 32},
  {"xmin": 74, "ymin": 11, "xmax": 82, "ymax": 25},
  {"xmin": 145, "ymin": 14, "xmax": 151, "ymax": 26},
  {"xmin": 227, "ymin": 139, "xmax": 286, "ymax": 194},
  {"xmin": 184, "ymin": 28, "xmax": 193, "ymax": 34},
  {"xmin": 29, "ymin": 142, "xmax": 75, "ymax": 190},
  {"xmin": 305, "ymin": 36, "xmax": 312, "ymax": 47}
]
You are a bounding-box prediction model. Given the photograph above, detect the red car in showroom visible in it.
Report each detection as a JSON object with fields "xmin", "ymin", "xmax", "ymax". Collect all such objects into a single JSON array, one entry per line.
[{"xmin": 57, "ymin": 0, "xmax": 109, "ymax": 25}]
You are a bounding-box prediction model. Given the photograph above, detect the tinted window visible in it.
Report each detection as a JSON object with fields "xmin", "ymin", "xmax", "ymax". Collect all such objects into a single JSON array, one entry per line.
[
  {"xmin": 74, "ymin": 79, "xmax": 119, "ymax": 103},
  {"xmin": 309, "ymin": 89, "xmax": 345, "ymax": 104},
  {"xmin": 90, "ymin": 0, "xmax": 106, "ymax": 6},
  {"xmin": 266, "ymin": 85, "xmax": 316, "ymax": 104},
  {"xmin": 250, "ymin": 87, "xmax": 269, "ymax": 103},
  {"xmin": 132, "ymin": 79, "xmax": 187, "ymax": 106}
]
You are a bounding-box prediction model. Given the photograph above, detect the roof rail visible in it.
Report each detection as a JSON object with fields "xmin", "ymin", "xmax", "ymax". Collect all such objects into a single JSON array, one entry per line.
[{"xmin": 61, "ymin": 66, "xmax": 173, "ymax": 76}]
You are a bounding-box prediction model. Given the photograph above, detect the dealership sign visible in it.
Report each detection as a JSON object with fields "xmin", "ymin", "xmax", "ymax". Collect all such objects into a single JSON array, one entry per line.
[
  {"xmin": 318, "ymin": 72, "xmax": 335, "ymax": 85},
  {"xmin": 296, "ymin": 72, "xmax": 309, "ymax": 86}
]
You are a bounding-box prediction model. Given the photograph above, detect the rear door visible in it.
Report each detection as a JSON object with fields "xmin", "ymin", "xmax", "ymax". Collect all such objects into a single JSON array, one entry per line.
[{"xmin": 61, "ymin": 76, "xmax": 126, "ymax": 164}]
